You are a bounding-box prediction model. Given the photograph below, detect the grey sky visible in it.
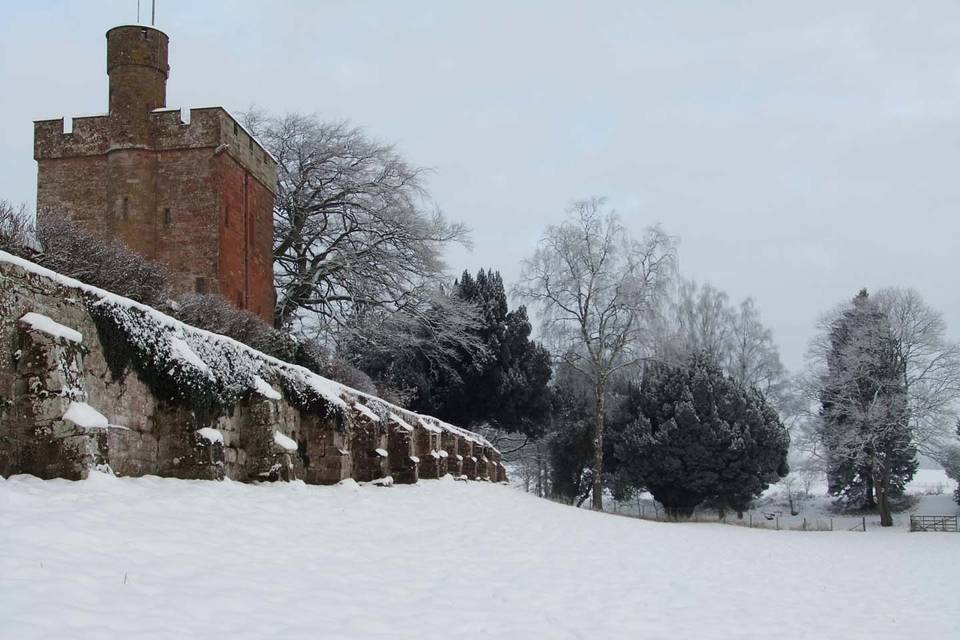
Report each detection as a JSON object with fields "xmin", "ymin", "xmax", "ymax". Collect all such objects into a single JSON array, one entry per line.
[{"xmin": 2, "ymin": 1, "xmax": 958, "ymax": 371}]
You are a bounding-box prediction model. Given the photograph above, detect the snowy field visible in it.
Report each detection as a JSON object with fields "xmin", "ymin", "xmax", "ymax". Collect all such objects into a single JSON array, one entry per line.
[
  {"xmin": 1, "ymin": 474, "xmax": 958, "ymax": 640},
  {"xmin": 604, "ymin": 469, "xmax": 960, "ymax": 531}
]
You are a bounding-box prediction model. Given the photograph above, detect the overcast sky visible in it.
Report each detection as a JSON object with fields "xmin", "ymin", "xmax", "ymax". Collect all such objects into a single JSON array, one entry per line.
[{"xmin": 2, "ymin": 1, "xmax": 958, "ymax": 371}]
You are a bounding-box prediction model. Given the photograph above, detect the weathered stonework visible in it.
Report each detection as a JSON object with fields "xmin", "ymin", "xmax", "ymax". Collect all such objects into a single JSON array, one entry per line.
[
  {"xmin": 350, "ymin": 408, "xmax": 389, "ymax": 482},
  {"xmin": 415, "ymin": 421, "xmax": 443, "ymax": 480},
  {"xmin": 388, "ymin": 416, "xmax": 419, "ymax": 485},
  {"xmin": 0, "ymin": 254, "xmax": 504, "ymax": 487},
  {"xmin": 34, "ymin": 25, "xmax": 276, "ymax": 323},
  {"xmin": 442, "ymin": 431, "xmax": 462, "ymax": 477},
  {"xmin": 458, "ymin": 439, "xmax": 478, "ymax": 480}
]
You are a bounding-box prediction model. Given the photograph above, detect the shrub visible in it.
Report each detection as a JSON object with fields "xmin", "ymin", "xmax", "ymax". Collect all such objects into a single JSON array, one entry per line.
[
  {"xmin": 322, "ymin": 357, "xmax": 378, "ymax": 396},
  {"xmin": 171, "ymin": 293, "xmax": 298, "ymax": 361},
  {"xmin": 0, "ymin": 200, "xmax": 36, "ymax": 255},
  {"xmin": 170, "ymin": 294, "xmax": 379, "ymax": 395},
  {"xmin": 36, "ymin": 215, "xmax": 169, "ymax": 307}
]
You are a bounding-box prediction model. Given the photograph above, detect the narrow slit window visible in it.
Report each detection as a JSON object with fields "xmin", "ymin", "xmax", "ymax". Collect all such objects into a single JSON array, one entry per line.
[
  {"xmin": 234, "ymin": 122, "xmax": 239, "ymax": 136},
  {"xmin": 195, "ymin": 277, "xmax": 207, "ymax": 294},
  {"xmin": 163, "ymin": 207, "xmax": 172, "ymax": 226},
  {"xmin": 122, "ymin": 197, "xmax": 129, "ymax": 219}
]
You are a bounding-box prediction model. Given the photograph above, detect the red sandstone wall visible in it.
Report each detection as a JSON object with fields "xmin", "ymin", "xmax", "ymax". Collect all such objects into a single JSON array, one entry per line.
[
  {"xmin": 215, "ymin": 154, "xmax": 246, "ymax": 309},
  {"xmin": 244, "ymin": 168, "xmax": 276, "ymax": 323},
  {"xmin": 215, "ymin": 153, "xmax": 275, "ymax": 324}
]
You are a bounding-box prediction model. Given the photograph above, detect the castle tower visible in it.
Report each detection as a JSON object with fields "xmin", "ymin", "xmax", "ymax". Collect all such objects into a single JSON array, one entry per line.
[
  {"xmin": 34, "ymin": 25, "xmax": 277, "ymax": 324},
  {"xmin": 104, "ymin": 26, "xmax": 168, "ymax": 260},
  {"xmin": 107, "ymin": 25, "xmax": 170, "ymax": 140}
]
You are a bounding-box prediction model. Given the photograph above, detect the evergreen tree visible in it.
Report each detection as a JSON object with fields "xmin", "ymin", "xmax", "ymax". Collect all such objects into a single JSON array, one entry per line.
[
  {"xmin": 436, "ymin": 269, "xmax": 552, "ymax": 436},
  {"xmin": 943, "ymin": 442, "xmax": 960, "ymax": 507},
  {"xmin": 818, "ymin": 290, "xmax": 917, "ymax": 526},
  {"xmin": 616, "ymin": 354, "xmax": 789, "ymax": 519},
  {"xmin": 546, "ymin": 376, "xmax": 596, "ymax": 505}
]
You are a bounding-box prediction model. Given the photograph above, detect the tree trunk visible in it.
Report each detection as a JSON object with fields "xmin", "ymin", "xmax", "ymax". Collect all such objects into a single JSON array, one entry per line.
[
  {"xmin": 536, "ymin": 452, "xmax": 543, "ymax": 498},
  {"xmin": 877, "ymin": 464, "xmax": 893, "ymax": 527},
  {"xmin": 864, "ymin": 473, "xmax": 876, "ymax": 509},
  {"xmin": 591, "ymin": 377, "xmax": 606, "ymax": 511}
]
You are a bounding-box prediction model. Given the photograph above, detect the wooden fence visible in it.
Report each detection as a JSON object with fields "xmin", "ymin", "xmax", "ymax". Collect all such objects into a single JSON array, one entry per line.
[{"xmin": 909, "ymin": 515, "xmax": 959, "ymax": 532}]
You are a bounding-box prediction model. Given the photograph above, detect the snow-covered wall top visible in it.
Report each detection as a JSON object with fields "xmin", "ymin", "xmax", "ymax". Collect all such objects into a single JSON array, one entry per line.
[
  {"xmin": 0, "ymin": 250, "xmax": 493, "ymax": 451},
  {"xmin": 0, "ymin": 250, "xmax": 503, "ymax": 485}
]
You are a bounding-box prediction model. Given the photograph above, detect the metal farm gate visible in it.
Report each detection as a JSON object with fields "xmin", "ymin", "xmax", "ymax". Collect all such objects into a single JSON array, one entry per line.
[{"xmin": 909, "ymin": 515, "xmax": 959, "ymax": 532}]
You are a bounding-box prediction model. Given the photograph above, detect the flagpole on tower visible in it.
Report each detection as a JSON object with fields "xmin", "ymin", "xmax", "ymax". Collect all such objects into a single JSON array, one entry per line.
[
  {"xmin": 136, "ymin": 0, "xmax": 140, "ymax": 23},
  {"xmin": 151, "ymin": 0, "xmax": 156, "ymax": 26}
]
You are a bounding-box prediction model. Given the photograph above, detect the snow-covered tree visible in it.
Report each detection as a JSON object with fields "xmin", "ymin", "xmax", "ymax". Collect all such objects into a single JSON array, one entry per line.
[
  {"xmin": 0, "ymin": 199, "xmax": 34, "ymax": 255},
  {"xmin": 616, "ymin": 354, "xmax": 789, "ymax": 519},
  {"xmin": 726, "ymin": 297, "xmax": 789, "ymax": 406},
  {"xmin": 515, "ymin": 197, "xmax": 676, "ymax": 510},
  {"xmin": 874, "ymin": 287, "xmax": 960, "ymax": 461},
  {"xmin": 817, "ymin": 290, "xmax": 917, "ymax": 526},
  {"xmin": 654, "ymin": 279, "xmax": 790, "ymax": 411},
  {"xmin": 244, "ymin": 112, "xmax": 469, "ymax": 330},
  {"xmin": 339, "ymin": 288, "xmax": 488, "ymax": 409},
  {"xmin": 670, "ymin": 280, "xmax": 734, "ymax": 364},
  {"xmin": 942, "ymin": 420, "xmax": 960, "ymax": 506}
]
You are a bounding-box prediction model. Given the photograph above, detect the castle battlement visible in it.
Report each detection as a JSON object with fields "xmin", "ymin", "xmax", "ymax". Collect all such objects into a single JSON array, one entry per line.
[
  {"xmin": 33, "ymin": 24, "xmax": 278, "ymax": 324},
  {"xmin": 34, "ymin": 107, "xmax": 276, "ymax": 192},
  {"xmin": 34, "ymin": 115, "xmax": 113, "ymax": 158}
]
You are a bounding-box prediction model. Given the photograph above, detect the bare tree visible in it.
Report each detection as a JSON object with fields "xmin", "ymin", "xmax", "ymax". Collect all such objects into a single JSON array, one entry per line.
[
  {"xmin": 340, "ymin": 286, "xmax": 489, "ymax": 408},
  {"xmin": 0, "ymin": 200, "xmax": 35, "ymax": 254},
  {"xmin": 875, "ymin": 287, "xmax": 960, "ymax": 461},
  {"xmin": 726, "ymin": 297, "xmax": 790, "ymax": 407},
  {"xmin": 243, "ymin": 111, "xmax": 469, "ymax": 331},
  {"xmin": 515, "ymin": 197, "xmax": 676, "ymax": 510},
  {"xmin": 655, "ymin": 279, "xmax": 790, "ymax": 410},
  {"xmin": 672, "ymin": 280, "xmax": 734, "ymax": 363}
]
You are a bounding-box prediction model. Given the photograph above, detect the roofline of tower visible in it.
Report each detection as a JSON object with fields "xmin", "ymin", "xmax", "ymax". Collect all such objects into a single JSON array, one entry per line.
[{"xmin": 106, "ymin": 24, "xmax": 169, "ymax": 38}]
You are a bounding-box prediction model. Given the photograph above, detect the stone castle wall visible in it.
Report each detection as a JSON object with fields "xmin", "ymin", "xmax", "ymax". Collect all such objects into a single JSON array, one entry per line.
[{"xmin": 0, "ymin": 253, "xmax": 505, "ymax": 485}]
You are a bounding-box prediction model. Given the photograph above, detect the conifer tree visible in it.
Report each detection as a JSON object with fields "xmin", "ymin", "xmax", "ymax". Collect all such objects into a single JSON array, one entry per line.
[
  {"xmin": 617, "ymin": 353, "xmax": 789, "ymax": 519},
  {"xmin": 944, "ymin": 421, "xmax": 960, "ymax": 507},
  {"xmin": 424, "ymin": 269, "xmax": 552, "ymax": 436},
  {"xmin": 818, "ymin": 290, "xmax": 917, "ymax": 526}
]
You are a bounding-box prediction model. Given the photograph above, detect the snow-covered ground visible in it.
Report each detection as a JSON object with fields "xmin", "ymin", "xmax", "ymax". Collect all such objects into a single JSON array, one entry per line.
[{"xmin": 1, "ymin": 474, "xmax": 957, "ymax": 639}]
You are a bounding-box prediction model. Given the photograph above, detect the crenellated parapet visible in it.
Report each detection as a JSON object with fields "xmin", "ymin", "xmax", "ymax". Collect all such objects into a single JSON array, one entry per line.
[
  {"xmin": 34, "ymin": 115, "xmax": 113, "ymax": 159},
  {"xmin": 34, "ymin": 107, "xmax": 277, "ymax": 193}
]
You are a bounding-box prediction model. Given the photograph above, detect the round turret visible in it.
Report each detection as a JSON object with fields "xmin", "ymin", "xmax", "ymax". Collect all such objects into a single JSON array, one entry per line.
[{"xmin": 106, "ymin": 25, "xmax": 169, "ymax": 122}]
